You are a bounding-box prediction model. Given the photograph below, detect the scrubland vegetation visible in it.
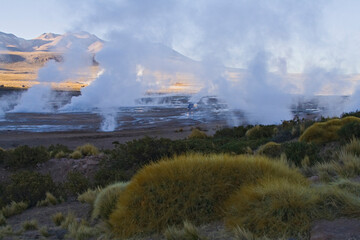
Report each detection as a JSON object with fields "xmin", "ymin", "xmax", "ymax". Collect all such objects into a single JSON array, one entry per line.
[{"xmin": 1, "ymin": 113, "xmax": 360, "ymax": 239}]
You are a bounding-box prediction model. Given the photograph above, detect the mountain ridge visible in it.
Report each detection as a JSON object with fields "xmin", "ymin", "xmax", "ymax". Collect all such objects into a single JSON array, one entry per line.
[{"xmin": 0, "ymin": 31, "xmax": 103, "ymax": 53}]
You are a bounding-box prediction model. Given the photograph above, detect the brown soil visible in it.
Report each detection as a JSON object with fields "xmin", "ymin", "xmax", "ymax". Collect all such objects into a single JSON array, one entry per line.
[{"xmin": 0, "ymin": 122, "xmax": 220, "ymax": 150}]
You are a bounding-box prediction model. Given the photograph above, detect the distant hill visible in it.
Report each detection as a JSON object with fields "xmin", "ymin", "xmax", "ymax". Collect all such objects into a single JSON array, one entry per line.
[{"xmin": 0, "ymin": 31, "xmax": 103, "ymax": 53}]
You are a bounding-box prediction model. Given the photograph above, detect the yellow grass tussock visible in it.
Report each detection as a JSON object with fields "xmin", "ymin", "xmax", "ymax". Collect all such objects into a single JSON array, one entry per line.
[
  {"xmin": 299, "ymin": 116, "xmax": 360, "ymax": 144},
  {"xmin": 92, "ymin": 182, "xmax": 129, "ymax": 220},
  {"xmin": 188, "ymin": 128, "xmax": 208, "ymax": 139},
  {"xmin": 256, "ymin": 141, "xmax": 281, "ymax": 158},
  {"xmin": 224, "ymin": 179, "xmax": 316, "ymax": 239},
  {"xmin": 109, "ymin": 153, "xmax": 307, "ymax": 238}
]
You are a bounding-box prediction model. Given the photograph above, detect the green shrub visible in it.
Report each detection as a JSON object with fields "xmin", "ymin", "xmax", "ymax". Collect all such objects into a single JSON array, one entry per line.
[
  {"xmin": 48, "ymin": 144, "xmax": 71, "ymax": 158},
  {"xmin": 1, "ymin": 201, "xmax": 28, "ymax": 218},
  {"xmin": 65, "ymin": 171, "xmax": 90, "ymax": 195},
  {"xmin": 78, "ymin": 187, "xmax": 102, "ymax": 205},
  {"xmin": 245, "ymin": 125, "xmax": 276, "ymax": 140},
  {"xmin": 188, "ymin": 128, "xmax": 208, "ymax": 139},
  {"xmin": 213, "ymin": 126, "xmax": 251, "ymax": 139},
  {"xmin": 76, "ymin": 143, "xmax": 99, "ymax": 157},
  {"xmin": 299, "ymin": 116, "xmax": 360, "ymax": 144},
  {"xmin": 22, "ymin": 219, "xmax": 38, "ymax": 231},
  {"xmin": 6, "ymin": 171, "xmax": 55, "ymax": 206},
  {"xmin": 109, "ymin": 136, "xmax": 184, "ymax": 170},
  {"xmin": 0, "ymin": 147, "xmax": 5, "ymax": 164},
  {"xmin": 92, "ymin": 182, "xmax": 128, "ymax": 220},
  {"xmin": 256, "ymin": 142, "xmax": 281, "ymax": 158},
  {"xmin": 94, "ymin": 167, "xmax": 129, "ymax": 186},
  {"xmin": 338, "ymin": 121, "xmax": 360, "ymax": 141},
  {"xmin": 36, "ymin": 192, "xmax": 58, "ymax": 207},
  {"xmin": 224, "ymin": 179, "xmax": 316, "ymax": 239},
  {"xmin": 109, "ymin": 153, "xmax": 307, "ymax": 238},
  {"xmin": 281, "ymin": 141, "xmax": 321, "ymax": 167},
  {"xmin": 3, "ymin": 145, "xmax": 50, "ymax": 169},
  {"xmin": 70, "ymin": 150, "xmax": 82, "ymax": 159},
  {"xmin": 0, "ymin": 212, "xmax": 5, "ymax": 226},
  {"xmin": 52, "ymin": 212, "xmax": 65, "ymax": 226}
]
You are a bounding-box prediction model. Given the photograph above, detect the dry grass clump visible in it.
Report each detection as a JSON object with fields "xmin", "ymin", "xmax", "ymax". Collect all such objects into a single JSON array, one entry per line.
[
  {"xmin": 78, "ymin": 187, "xmax": 102, "ymax": 205},
  {"xmin": 245, "ymin": 125, "xmax": 276, "ymax": 140},
  {"xmin": 341, "ymin": 137, "xmax": 360, "ymax": 156},
  {"xmin": 109, "ymin": 153, "xmax": 307, "ymax": 238},
  {"xmin": 315, "ymin": 185, "xmax": 360, "ymax": 218},
  {"xmin": 75, "ymin": 143, "xmax": 99, "ymax": 157},
  {"xmin": 330, "ymin": 179, "xmax": 360, "ymax": 197},
  {"xmin": 256, "ymin": 142, "xmax": 281, "ymax": 158},
  {"xmin": 188, "ymin": 128, "xmax": 208, "ymax": 139},
  {"xmin": 164, "ymin": 221, "xmax": 206, "ymax": 240},
  {"xmin": 65, "ymin": 219, "xmax": 98, "ymax": 240},
  {"xmin": 224, "ymin": 178, "xmax": 360, "ymax": 239},
  {"xmin": 224, "ymin": 179, "xmax": 316, "ymax": 239},
  {"xmin": 299, "ymin": 116, "xmax": 360, "ymax": 144},
  {"xmin": 36, "ymin": 192, "xmax": 58, "ymax": 207},
  {"xmin": 59, "ymin": 212, "xmax": 98, "ymax": 240},
  {"xmin": 0, "ymin": 225, "xmax": 13, "ymax": 238},
  {"xmin": 1, "ymin": 201, "xmax": 28, "ymax": 218},
  {"xmin": 52, "ymin": 212, "xmax": 65, "ymax": 226},
  {"xmin": 92, "ymin": 182, "xmax": 129, "ymax": 220},
  {"xmin": 22, "ymin": 219, "xmax": 38, "ymax": 231}
]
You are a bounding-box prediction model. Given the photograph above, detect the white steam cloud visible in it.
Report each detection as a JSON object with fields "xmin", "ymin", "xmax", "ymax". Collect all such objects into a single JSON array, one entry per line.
[{"xmin": 6, "ymin": 0, "xmax": 360, "ymax": 130}]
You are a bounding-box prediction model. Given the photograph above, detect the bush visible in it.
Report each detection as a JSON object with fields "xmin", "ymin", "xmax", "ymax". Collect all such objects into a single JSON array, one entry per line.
[
  {"xmin": 48, "ymin": 144, "xmax": 71, "ymax": 158},
  {"xmin": 64, "ymin": 171, "xmax": 90, "ymax": 195},
  {"xmin": 3, "ymin": 145, "xmax": 50, "ymax": 169},
  {"xmin": 188, "ymin": 129, "xmax": 208, "ymax": 139},
  {"xmin": 109, "ymin": 153, "xmax": 307, "ymax": 238},
  {"xmin": 5, "ymin": 171, "xmax": 55, "ymax": 206},
  {"xmin": 92, "ymin": 182, "xmax": 129, "ymax": 220},
  {"xmin": 1, "ymin": 201, "xmax": 28, "ymax": 218},
  {"xmin": 76, "ymin": 143, "xmax": 99, "ymax": 157},
  {"xmin": 224, "ymin": 179, "xmax": 316, "ymax": 239},
  {"xmin": 213, "ymin": 126, "xmax": 251, "ymax": 139},
  {"xmin": 281, "ymin": 141, "xmax": 321, "ymax": 167},
  {"xmin": 94, "ymin": 167, "xmax": 129, "ymax": 186},
  {"xmin": 245, "ymin": 125, "xmax": 276, "ymax": 140},
  {"xmin": 256, "ymin": 142, "xmax": 281, "ymax": 158},
  {"xmin": 0, "ymin": 212, "xmax": 6, "ymax": 226},
  {"xmin": 299, "ymin": 117, "xmax": 360, "ymax": 144},
  {"xmin": 338, "ymin": 121, "xmax": 360, "ymax": 141},
  {"xmin": 70, "ymin": 150, "xmax": 82, "ymax": 159},
  {"xmin": 0, "ymin": 147, "xmax": 5, "ymax": 164},
  {"xmin": 22, "ymin": 219, "xmax": 38, "ymax": 231},
  {"xmin": 109, "ymin": 137, "xmax": 183, "ymax": 170},
  {"xmin": 36, "ymin": 192, "xmax": 58, "ymax": 207}
]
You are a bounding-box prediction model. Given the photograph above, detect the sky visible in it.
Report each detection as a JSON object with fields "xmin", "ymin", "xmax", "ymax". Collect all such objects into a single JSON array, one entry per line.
[
  {"xmin": 0, "ymin": 0, "xmax": 85, "ymax": 39},
  {"xmin": 2, "ymin": 0, "xmax": 360, "ymax": 74}
]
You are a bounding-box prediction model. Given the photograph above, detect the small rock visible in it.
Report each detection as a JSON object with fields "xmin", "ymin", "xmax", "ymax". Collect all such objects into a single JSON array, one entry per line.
[{"xmin": 308, "ymin": 175, "xmax": 320, "ymax": 183}]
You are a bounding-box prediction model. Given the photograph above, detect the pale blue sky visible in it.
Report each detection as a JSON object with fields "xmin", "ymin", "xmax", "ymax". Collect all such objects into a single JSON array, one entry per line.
[
  {"xmin": 0, "ymin": 0, "xmax": 83, "ymax": 39},
  {"xmin": 2, "ymin": 0, "xmax": 360, "ymax": 74}
]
